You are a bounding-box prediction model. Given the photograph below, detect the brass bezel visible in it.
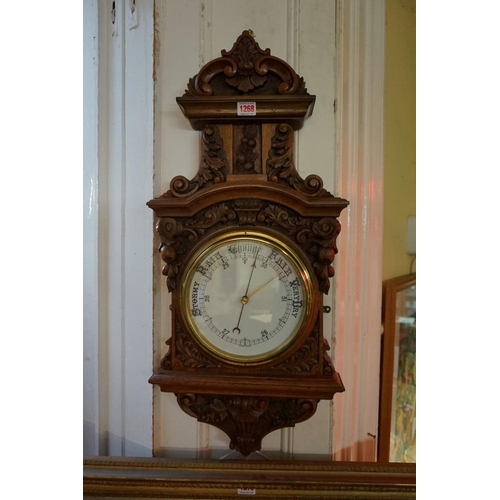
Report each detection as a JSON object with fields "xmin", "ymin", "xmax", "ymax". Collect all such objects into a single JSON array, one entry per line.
[{"xmin": 178, "ymin": 230, "xmax": 316, "ymax": 366}]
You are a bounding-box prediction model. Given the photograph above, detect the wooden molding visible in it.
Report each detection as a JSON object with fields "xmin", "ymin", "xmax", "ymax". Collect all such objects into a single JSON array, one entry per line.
[
  {"xmin": 177, "ymin": 95, "xmax": 315, "ymax": 131},
  {"xmin": 83, "ymin": 457, "xmax": 416, "ymax": 499},
  {"xmin": 149, "ymin": 370, "xmax": 344, "ymax": 400}
]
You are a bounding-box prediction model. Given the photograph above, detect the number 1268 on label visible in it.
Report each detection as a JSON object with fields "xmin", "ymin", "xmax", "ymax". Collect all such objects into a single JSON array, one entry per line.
[{"xmin": 237, "ymin": 102, "xmax": 256, "ymax": 116}]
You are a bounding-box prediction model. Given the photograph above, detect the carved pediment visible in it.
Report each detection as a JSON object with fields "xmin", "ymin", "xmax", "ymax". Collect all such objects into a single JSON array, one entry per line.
[
  {"xmin": 176, "ymin": 31, "xmax": 316, "ymax": 130},
  {"xmin": 183, "ymin": 30, "xmax": 308, "ymax": 97}
]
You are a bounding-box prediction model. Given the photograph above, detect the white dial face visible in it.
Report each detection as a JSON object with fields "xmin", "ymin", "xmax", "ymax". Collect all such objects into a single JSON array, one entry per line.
[{"xmin": 180, "ymin": 233, "xmax": 312, "ymax": 363}]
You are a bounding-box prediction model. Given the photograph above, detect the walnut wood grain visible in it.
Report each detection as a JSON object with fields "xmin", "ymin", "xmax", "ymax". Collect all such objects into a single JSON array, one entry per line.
[
  {"xmin": 149, "ymin": 370, "xmax": 344, "ymax": 400},
  {"xmin": 176, "ymin": 95, "xmax": 316, "ymax": 131}
]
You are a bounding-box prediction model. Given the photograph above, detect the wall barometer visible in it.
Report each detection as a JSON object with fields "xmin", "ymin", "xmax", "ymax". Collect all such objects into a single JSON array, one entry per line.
[
  {"xmin": 180, "ymin": 231, "xmax": 315, "ymax": 365},
  {"xmin": 147, "ymin": 31, "xmax": 349, "ymax": 456}
]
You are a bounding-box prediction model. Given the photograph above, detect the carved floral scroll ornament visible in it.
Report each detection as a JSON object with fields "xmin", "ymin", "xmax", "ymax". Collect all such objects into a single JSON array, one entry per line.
[
  {"xmin": 178, "ymin": 393, "xmax": 317, "ymax": 456},
  {"xmin": 156, "ymin": 202, "xmax": 341, "ymax": 295},
  {"xmin": 168, "ymin": 318, "xmax": 327, "ymax": 374},
  {"xmin": 234, "ymin": 124, "xmax": 260, "ymax": 174},
  {"xmin": 184, "ymin": 30, "xmax": 308, "ymax": 96},
  {"xmin": 171, "ymin": 320, "xmax": 220, "ymax": 370},
  {"xmin": 167, "ymin": 125, "xmax": 228, "ymax": 198},
  {"xmin": 257, "ymin": 205, "xmax": 341, "ymax": 294},
  {"xmin": 267, "ymin": 123, "xmax": 329, "ymax": 197},
  {"xmin": 156, "ymin": 204, "xmax": 236, "ymax": 291}
]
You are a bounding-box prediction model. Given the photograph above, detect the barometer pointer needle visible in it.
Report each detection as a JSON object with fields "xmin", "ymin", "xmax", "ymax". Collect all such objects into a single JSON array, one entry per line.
[{"xmin": 233, "ymin": 249, "xmax": 259, "ymax": 334}]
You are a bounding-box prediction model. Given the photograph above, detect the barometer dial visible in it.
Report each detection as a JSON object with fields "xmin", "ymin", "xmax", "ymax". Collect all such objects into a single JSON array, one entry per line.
[{"xmin": 180, "ymin": 232, "xmax": 314, "ymax": 363}]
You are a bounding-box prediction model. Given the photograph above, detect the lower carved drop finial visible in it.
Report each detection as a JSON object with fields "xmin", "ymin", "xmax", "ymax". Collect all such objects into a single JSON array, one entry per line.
[{"xmin": 177, "ymin": 393, "xmax": 318, "ymax": 456}]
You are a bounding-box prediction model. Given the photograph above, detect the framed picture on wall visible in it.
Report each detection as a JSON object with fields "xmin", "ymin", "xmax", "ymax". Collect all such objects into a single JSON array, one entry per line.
[{"xmin": 378, "ymin": 273, "xmax": 416, "ymax": 463}]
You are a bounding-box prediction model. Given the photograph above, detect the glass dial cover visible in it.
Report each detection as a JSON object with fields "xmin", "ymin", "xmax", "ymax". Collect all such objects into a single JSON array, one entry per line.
[{"xmin": 179, "ymin": 232, "xmax": 314, "ymax": 363}]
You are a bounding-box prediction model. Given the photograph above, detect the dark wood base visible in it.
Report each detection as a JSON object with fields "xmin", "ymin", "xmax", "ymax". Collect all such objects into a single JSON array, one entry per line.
[{"xmin": 178, "ymin": 394, "xmax": 319, "ymax": 456}]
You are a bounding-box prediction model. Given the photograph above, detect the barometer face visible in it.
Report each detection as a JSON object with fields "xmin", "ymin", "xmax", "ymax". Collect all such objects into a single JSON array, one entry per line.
[{"xmin": 179, "ymin": 231, "xmax": 314, "ymax": 364}]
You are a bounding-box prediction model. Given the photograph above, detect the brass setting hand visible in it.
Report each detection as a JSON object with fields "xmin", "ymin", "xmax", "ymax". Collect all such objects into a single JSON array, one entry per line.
[{"xmin": 247, "ymin": 274, "xmax": 279, "ymax": 299}]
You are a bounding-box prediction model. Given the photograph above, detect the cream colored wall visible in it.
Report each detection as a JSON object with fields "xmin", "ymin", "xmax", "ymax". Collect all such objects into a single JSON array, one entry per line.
[{"xmin": 383, "ymin": 0, "xmax": 416, "ymax": 281}]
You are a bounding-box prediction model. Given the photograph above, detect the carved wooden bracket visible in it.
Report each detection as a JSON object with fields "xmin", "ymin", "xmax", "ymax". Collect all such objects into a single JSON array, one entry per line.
[{"xmin": 178, "ymin": 393, "xmax": 318, "ymax": 456}]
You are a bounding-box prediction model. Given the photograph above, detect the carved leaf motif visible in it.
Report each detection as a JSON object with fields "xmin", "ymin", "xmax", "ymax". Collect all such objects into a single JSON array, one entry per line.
[
  {"xmin": 257, "ymin": 205, "xmax": 311, "ymax": 236},
  {"xmin": 156, "ymin": 218, "xmax": 194, "ymax": 292},
  {"xmin": 266, "ymin": 124, "xmax": 329, "ymax": 197},
  {"xmin": 183, "ymin": 204, "xmax": 236, "ymax": 238},
  {"xmin": 204, "ymin": 398, "xmax": 229, "ymax": 422},
  {"xmin": 160, "ymin": 338, "xmax": 172, "ymax": 370},
  {"xmin": 228, "ymin": 35, "xmax": 261, "ymax": 71},
  {"xmin": 256, "ymin": 205, "xmax": 341, "ymax": 295},
  {"xmin": 168, "ymin": 126, "xmax": 228, "ymax": 198},
  {"xmin": 266, "ymin": 124, "xmax": 299, "ymax": 188},
  {"xmin": 232, "ymin": 199, "xmax": 263, "ymax": 225},
  {"xmin": 274, "ymin": 337, "xmax": 319, "ymax": 372},
  {"xmin": 200, "ymin": 128, "xmax": 227, "ymax": 183},
  {"xmin": 256, "ymin": 57, "xmax": 308, "ymax": 95},
  {"xmin": 177, "ymin": 394, "xmax": 318, "ymax": 456},
  {"xmin": 235, "ymin": 125, "xmax": 260, "ymax": 174},
  {"xmin": 175, "ymin": 324, "xmax": 220, "ymax": 369},
  {"xmin": 178, "ymin": 394, "xmax": 228, "ymax": 423},
  {"xmin": 222, "ymin": 31, "xmax": 270, "ymax": 92},
  {"xmin": 311, "ymin": 218, "xmax": 342, "ymax": 294},
  {"xmin": 156, "ymin": 205, "xmax": 236, "ymax": 291},
  {"xmin": 264, "ymin": 399, "xmax": 317, "ymax": 427}
]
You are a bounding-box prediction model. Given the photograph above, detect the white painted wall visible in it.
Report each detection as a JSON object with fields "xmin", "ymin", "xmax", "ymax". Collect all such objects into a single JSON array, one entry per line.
[
  {"xmin": 83, "ymin": 0, "xmax": 155, "ymax": 457},
  {"xmin": 83, "ymin": 0, "xmax": 385, "ymax": 461},
  {"xmin": 83, "ymin": 0, "xmax": 100, "ymax": 456}
]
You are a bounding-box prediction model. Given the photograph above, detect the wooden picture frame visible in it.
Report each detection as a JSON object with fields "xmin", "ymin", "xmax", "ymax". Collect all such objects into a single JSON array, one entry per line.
[
  {"xmin": 378, "ymin": 273, "xmax": 416, "ymax": 463},
  {"xmin": 83, "ymin": 457, "xmax": 416, "ymax": 499}
]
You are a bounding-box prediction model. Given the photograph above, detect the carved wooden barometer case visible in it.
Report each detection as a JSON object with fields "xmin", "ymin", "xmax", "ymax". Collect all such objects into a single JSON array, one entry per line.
[{"xmin": 148, "ymin": 31, "xmax": 349, "ymax": 456}]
